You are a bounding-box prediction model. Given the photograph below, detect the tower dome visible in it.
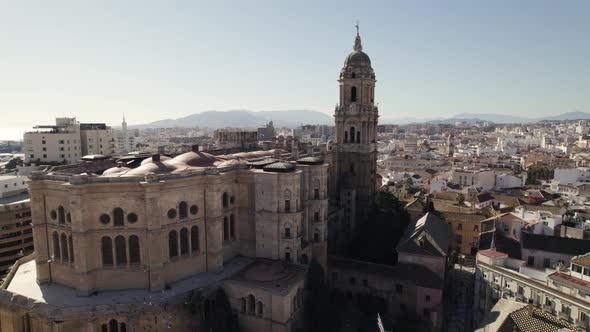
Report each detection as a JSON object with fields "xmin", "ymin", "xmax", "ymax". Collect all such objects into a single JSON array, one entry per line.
[
  {"xmin": 343, "ymin": 33, "xmax": 371, "ymax": 68},
  {"xmin": 341, "ymin": 27, "xmax": 374, "ymax": 79}
]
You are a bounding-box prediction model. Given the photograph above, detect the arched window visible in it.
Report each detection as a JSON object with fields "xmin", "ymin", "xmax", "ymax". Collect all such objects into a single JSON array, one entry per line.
[
  {"xmin": 113, "ymin": 208, "xmax": 124, "ymax": 227},
  {"xmin": 58, "ymin": 206, "xmax": 65, "ymax": 224},
  {"xmin": 109, "ymin": 319, "xmax": 119, "ymax": 332},
  {"xmin": 344, "ymin": 131, "xmax": 348, "ymax": 143},
  {"xmin": 350, "ymin": 127, "xmax": 355, "ymax": 144},
  {"xmin": 241, "ymin": 298, "xmax": 246, "ymax": 313},
  {"xmin": 351, "ymin": 86, "xmax": 357, "ymax": 102},
  {"xmin": 314, "ymin": 229, "xmax": 320, "ymax": 242},
  {"xmin": 115, "ymin": 235, "xmax": 127, "ymax": 267},
  {"xmin": 179, "ymin": 201, "xmax": 188, "ymax": 219},
  {"xmin": 180, "ymin": 228, "xmax": 189, "ymax": 255},
  {"xmin": 60, "ymin": 233, "xmax": 68, "ymax": 262},
  {"xmin": 129, "ymin": 235, "xmax": 140, "ymax": 264},
  {"xmin": 357, "ymin": 130, "xmax": 360, "ymax": 143},
  {"xmin": 169, "ymin": 230, "xmax": 178, "ymax": 259},
  {"xmin": 230, "ymin": 214, "xmax": 235, "ymax": 239},
  {"xmin": 191, "ymin": 226, "xmax": 199, "ymax": 252},
  {"xmin": 248, "ymin": 295, "xmax": 255, "ymax": 315},
  {"xmin": 351, "ymin": 72, "xmax": 356, "ymax": 78},
  {"xmin": 222, "ymin": 192, "xmax": 229, "ymax": 208},
  {"xmin": 52, "ymin": 231, "xmax": 60, "ymax": 260},
  {"xmin": 257, "ymin": 301, "xmax": 263, "ymax": 317},
  {"xmin": 68, "ymin": 235, "xmax": 74, "ymax": 263},
  {"xmin": 101, "ymin": 236, "xmax": 113, "ymax": 266},
  {"xmin": 120, "ymin": 322, "xmax": 127, "ymax": 332},
  {"xmin": 223, "ymin": 217, "xmax": 229, "ymax": 241},
  {"xmin": 101, "ymin": 324, "xmax": 108, "ymax": 332}
]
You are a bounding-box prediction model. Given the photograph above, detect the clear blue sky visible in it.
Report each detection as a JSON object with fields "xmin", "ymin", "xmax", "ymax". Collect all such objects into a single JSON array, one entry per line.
[{"xmin": 0, "ymin": 0, "xmax": 589, "ymax": 139}]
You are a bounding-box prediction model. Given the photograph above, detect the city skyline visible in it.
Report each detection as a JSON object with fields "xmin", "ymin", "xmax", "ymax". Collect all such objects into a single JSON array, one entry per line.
[{"xmin": 1, "ymin": 0, "xmax": 589, "ymax": 140}]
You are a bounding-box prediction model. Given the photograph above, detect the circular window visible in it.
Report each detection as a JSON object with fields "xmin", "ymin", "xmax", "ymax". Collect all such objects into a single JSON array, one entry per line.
[
  {"xmin": 230, "ymin": 196, "xmax": 236, "ymax": 204},
  {"xmin": 168, "ymin": 209, "xmax": 177, "ymax": 219},
  {"xmin": 100, "ymin": 214, "xmax": 111, "ymax": 224},
  {"xmin": 127, "ymin": 213, "xmax": 138, "ymax": 223},
  {"xmin": 190, "ymin": 205, "xmax": 199, "ymax": 215},
  {"xmin": 67, "ymin": 213, "xmax": 71, "ymax": 223},
  {"xmin": 50, "ymin": 210, "xmax": 57, "ymax": 220}
]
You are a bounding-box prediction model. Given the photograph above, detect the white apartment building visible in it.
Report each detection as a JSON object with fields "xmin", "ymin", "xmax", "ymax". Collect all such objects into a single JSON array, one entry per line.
[
  {"xmin": 428, "ymin": 177, "xmax": 448, "ymax": 193},
  {"xmin": 474, "ymin": 250, "xmax": 590, "ymax": 330},
  {"xmin": 79, "ymin": 123, "xmax": 116, "ymax": 156},
  {"xmin": 451, "ymin": 168, "xmax": 495, "ymax": 190},
  {"xmin": 23, "ymin": 118, "xmax": 115, "ymax": 164},
  {"xmin": 554, "ymin": 167, "xmax": 590, "ymax": 185},
  {"xmin": 495, "ymin": 173, "xmax": 523, "ymax": 189},
  {"xmin": 497, "ymin": 206, "xmax": 562, "ymax": 241},
  {"xmin": 0, "ymin": 175, "xmax": 28, "ymax": 198}
]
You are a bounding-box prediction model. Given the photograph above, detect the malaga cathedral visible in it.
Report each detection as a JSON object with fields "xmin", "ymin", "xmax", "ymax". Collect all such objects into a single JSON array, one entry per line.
[{"xmin": 0, "ymin": 30, "xmax": 392, "ymax": 332}]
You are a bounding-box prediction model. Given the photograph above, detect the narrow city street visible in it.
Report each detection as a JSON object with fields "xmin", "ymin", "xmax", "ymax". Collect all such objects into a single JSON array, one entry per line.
[{"xmin": 444, "ymin": 259, "xmax": 476, "ymax": 332}]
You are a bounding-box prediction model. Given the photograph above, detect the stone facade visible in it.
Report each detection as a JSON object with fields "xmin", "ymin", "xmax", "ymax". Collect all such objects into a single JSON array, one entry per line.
[{"xmin": 0, "ymin": 150, "xmax": 328, "ymax": 332}]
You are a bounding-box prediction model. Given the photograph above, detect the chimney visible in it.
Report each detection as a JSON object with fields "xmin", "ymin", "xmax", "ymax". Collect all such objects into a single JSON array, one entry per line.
[
  {"xmin": 152, "ymin": 154, "xmax": 160, "ymax": 162},
  {"xmin": 192, "ymin": 144, "xmax": 199, "ymax": 152},
  {"xmin": 273, "ymin": 149, "xmax": 281, "ymax": 160},
  {"xmin": 527, "ymin": 300, "xmax": 534, "ymax": 317}
]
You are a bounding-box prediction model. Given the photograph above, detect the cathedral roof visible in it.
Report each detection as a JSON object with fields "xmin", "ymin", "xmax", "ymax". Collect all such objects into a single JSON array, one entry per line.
[
  {"xmin": 263, "ymin": 161, "xmax": 296, "ymax": 173},
  {"xmin": 296, "ymin": 156, "xmax": 324, "ymax": 165}
]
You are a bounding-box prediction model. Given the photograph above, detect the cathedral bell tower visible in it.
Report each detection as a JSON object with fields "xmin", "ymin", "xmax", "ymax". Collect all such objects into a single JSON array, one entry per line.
[{"xmin": 331, "ymin": 26, "xmax": 378, "ymax": 225}]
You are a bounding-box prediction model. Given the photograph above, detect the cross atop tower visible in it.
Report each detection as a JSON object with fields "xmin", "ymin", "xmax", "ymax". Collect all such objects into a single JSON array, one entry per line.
[{"xmin": 353, "ymin": 21, "xmax": 362, "ymax": 52}]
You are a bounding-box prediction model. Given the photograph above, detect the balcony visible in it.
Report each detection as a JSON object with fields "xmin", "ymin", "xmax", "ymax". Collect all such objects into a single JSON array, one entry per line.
[
  {"xmin": 503, "ymin": 288, "xmax": 513, "ymax": 296},
  {"xmin": 515, "ymin": 293, "xmax": 526, "ymax": 302},
  {"xmin": 542, "ymin": 305, "xmax": 554, "ymax": 314},
  {"xmin": 576, "ymin": 320, "xmax": 588, "ymax": 329}
]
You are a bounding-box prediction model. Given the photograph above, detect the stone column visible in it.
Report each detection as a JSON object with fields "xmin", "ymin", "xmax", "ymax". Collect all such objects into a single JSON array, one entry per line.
[
  {"xmin": 144, "ymin": 182, "xmax": 165, "ymax": 291},
  {"xmin": 69, "ymin": 186, "xmax": 93, "ymax": 295},
  {"xmin": 30, "ymin": 183, "xmax": 50, "ymax": 284}
]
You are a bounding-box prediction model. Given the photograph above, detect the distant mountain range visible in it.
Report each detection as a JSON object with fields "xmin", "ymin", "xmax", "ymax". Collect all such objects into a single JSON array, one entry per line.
[
  {"xmin": 134, "ymin": 110, "xmax": 333, "ymax": 128},
  {"xmin": 134, "ymin": 110, "xmax": 590, "ymax": 128},
  {"xmin": 380, "ymin": 111, "xmax": 590, "ymax": 125}
]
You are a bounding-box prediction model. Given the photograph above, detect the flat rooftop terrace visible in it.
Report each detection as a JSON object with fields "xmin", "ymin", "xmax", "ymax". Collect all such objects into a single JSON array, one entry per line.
[{"xmin": 1, "ymin": 256, "xmax": 253, "ymax": 318}]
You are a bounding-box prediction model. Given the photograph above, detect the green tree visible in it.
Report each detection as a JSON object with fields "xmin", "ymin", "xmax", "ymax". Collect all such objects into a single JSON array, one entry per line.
[
  {"xmin": 456, "ymin": 193, "xmax": 465, "ymax": 206},
  {"xmin": 526, "ymin": 166, "xmax": 554, "ymax": 185},
  {"xmin": 403, "ymin": 176, "xmax": 413, "ymax": 192},
  {"xmin": 212, "ymin": 287, "xmax": 240, "ymax": 332},
  {"xmin": 347, "ymin": 191, "xmax": 411, "ymax": 265},
  {"xmin": 183, "ymin": 288, "xmax": 240, "ymax": 332},
  {"xmin": 4, "ymin": 158, "xmax": 23, "ymax": 170},
  {"xmin": 305, "ymin": 257, "xmax": 338, "ymax": 332}
]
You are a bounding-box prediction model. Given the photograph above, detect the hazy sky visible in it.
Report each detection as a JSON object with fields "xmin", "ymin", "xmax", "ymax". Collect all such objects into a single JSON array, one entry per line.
[{"xmin": 1, "ymin": 1, "xmax": 589, "ymax": 139}]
